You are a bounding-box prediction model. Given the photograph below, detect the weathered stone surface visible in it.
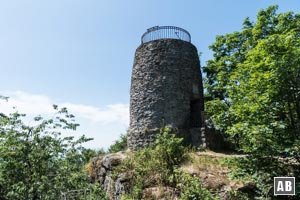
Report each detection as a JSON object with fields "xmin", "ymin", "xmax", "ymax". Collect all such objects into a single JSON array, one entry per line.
[
  {"xmin": 89, "ymin": 152, "xmax": 130, "ymax": 200},
  {"xmin": 115, "ymin": 172, "xmax": 132, "ymax": 199},
  {"xmin": 102, "ymin": 153, "xmax": 125, "ymax": 170},
  {"xmin": 128, "ymin": 39, "xmax": 205, "ymax": 150}
]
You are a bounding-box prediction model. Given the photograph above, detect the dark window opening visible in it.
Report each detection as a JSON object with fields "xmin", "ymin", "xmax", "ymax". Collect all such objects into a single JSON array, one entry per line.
[{"xmin": 190, "ymin": 99, "xmax": 202, "ymax": 127}]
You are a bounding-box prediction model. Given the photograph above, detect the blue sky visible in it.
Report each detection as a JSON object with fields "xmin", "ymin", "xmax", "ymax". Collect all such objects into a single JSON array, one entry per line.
[{"xmin": 0, "ymin": 0, "xmax": 299, "ymax": 149}]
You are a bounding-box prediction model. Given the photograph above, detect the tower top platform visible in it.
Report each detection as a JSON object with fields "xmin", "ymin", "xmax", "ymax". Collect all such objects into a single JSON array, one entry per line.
[{"xmin": 141, "ymin": 26, "xmax": 191, "ymax": 44}]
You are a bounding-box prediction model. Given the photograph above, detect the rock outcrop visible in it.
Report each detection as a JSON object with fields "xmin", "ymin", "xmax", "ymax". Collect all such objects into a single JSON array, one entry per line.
[{"xmin": 89, "ymin": 152, "xmax": 131, "ymax": 200}]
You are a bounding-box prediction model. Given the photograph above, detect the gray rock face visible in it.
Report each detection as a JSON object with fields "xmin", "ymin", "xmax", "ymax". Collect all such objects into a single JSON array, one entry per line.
[
  {"xmin": 128, "ymin": 39, "xmax": 204, "ymax": 150},
  {"xmin": 90, "ymin": 153, "xmax": 130, "ymax": 200}
]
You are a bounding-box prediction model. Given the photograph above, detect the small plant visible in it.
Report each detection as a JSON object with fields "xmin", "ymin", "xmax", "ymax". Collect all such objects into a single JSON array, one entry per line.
[
  {"xmin": 117, "ymin": 127, "xmax": 217, "ymax": 199},
  {"xmin": 108, "ymin": 133, "xmax": 128, "ymax": 153},
  {"xmin": 174, "ymin": 169, "xmax": 217, "ymax": 200},
  {"xmin": 117, "ymin": 127, "xmax": 186, "ymax": 199},
  {"xmin": 79, "ymin": 183, "xmax": 108, "ymax": 200},
  {"xmin": 227, "ymin": 190, "xmax": 250, "ymax": 200},
  {"xmin": 152, "ymin": 127, "xmax": 186, "ymax": 169}
]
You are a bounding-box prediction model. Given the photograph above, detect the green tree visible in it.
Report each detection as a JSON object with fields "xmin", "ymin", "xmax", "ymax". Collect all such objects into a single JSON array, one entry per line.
[
  {"xmin": 108, "ymin": 133, "xmax": 127, "ymax": 153},
  {"xmin": 0, "ymin": 99, "xmax": 103, "ymax": 199},
  {"xmin": 204, "ymin": 5, "xmax": 300, "ymax": 198}
]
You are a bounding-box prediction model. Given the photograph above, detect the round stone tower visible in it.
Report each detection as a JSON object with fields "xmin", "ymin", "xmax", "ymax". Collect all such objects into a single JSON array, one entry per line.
[{"xmin": 128, "ymin": 26, "xmax": 204, "ymax": 150}]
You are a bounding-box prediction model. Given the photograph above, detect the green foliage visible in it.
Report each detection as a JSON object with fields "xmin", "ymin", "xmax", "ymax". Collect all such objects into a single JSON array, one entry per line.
[
  {"xmin": 78, "ymin": 183, "xmax": 108, "ymax": 200},
  {"xmin": 151, "ymin": 127, "xmax": 186, "ymax": 170},
  {"xmin": 0, "ymin": 100, "xmax": 105, "ymax": 200},
  {"xmin": 204, "ymin": 5, "xmax": 300, "ymax": 199},
  {"xmin": 116, "ymin": 128, "xmax": 185, "ymax": 199},
  {"xmin": 60, "ymin": 183, "xmax": 108, "ymax": 200},
  {"xmin": 108, "ymin": 133, "xmax": 127, "ymax": 153},
  {"xmin": 118, "ymin": 128, "xmax": 215, "ymax": 199},
  {"xmin": 227, "ymin": 190, "xmax": 251, "ymax": 200},
  {"xmin": 175, "ymin": 169, "xmax": 217, "ymax": 200}
]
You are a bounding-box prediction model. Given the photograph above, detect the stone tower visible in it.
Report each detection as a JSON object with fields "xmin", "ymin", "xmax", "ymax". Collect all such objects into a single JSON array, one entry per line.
[{"xmin": 128, "ymin": 26, "xmax": 205, "ymax": 150}]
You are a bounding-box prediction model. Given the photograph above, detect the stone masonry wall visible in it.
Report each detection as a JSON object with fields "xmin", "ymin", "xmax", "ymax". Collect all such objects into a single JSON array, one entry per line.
[{"xmin": 128, "ymin": 39, "xmax": 204, "ymax": 150}]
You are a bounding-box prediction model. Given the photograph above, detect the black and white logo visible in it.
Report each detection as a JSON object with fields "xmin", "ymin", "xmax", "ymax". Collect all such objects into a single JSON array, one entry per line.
[{"xmin": 274, "ymin": 177, "xmax": 295, "ymax": 196}]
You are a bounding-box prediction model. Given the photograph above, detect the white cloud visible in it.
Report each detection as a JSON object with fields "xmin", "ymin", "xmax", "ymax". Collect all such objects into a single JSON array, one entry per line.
[
  {"xmin": 61, "ymin": 102, "xmax": 129, "ymax": 125},
  {"xmin": 0, "ymin": 90, "xmax": 129, "ymax": 125},
  {"xmin": 0, "ymin": 91, "xmax": 54, "ymax": 115},
  {"xmin": 0, "ymin": 90, "xmax": 129, "ymax": 149}
]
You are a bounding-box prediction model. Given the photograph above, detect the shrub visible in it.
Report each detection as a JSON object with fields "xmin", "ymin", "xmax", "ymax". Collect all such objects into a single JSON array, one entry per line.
[
  {"xmin": 117, "ymin": 127, "xmax": 216, "ymax": 199},
  {"xmin": 174, "ymin": 169, "xmax": 217, "ymax": 200},
  {"xmin": 108, "ymin": 133, "xmax": 127, "ymax": 153}
]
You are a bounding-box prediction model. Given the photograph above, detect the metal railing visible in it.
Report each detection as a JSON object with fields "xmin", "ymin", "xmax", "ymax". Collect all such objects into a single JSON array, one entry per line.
[{"xmin": 141, "ymin": 26, "xmax": 191, "ymax": 44}]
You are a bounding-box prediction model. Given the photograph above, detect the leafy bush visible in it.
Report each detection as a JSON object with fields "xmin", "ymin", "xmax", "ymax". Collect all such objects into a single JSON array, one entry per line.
[
  {"xmin": 227, "ymin": 190, "xmax": 251, "ymax": 200},
  {"xmin": 78, "ymin": 183, "xmax": 108, "ymax": 200},
  {"xmin": 0, "ymin": 98, "xmax": 106, "ymax": 200},
  {"xmin": 117, "ymin": 127, "xmax": 215, "ymax": 199},
  {"xmin": 174, "ymin": 170, "xmax": 217, "ymax": 200},
  {"xmin": 108, "ymin": 133, "xmax": 127, "ymax": 153}
]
